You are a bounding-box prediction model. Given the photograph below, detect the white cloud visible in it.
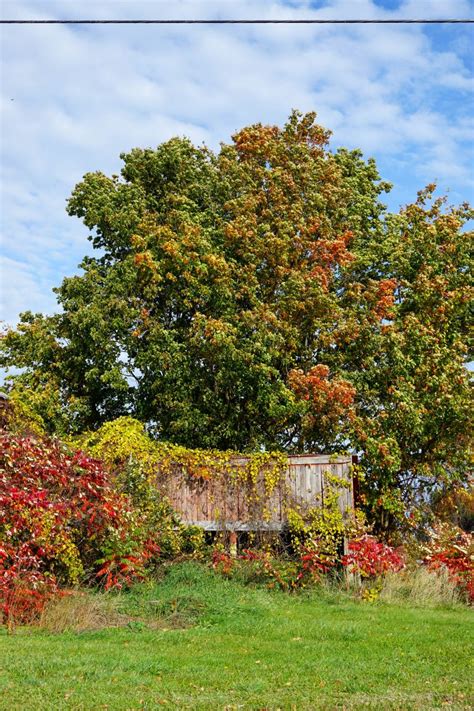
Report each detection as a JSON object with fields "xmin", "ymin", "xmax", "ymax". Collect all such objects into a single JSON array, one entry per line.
[
  {"xmin": 0, "ymin": 255, "xmax": 56, "ymax": 324},
  {"xmin": 1, "ymin": 0, "xmax": 473, "ymax": 322}
]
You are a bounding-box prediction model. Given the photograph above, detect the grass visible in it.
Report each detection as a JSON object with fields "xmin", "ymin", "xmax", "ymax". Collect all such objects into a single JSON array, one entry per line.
[
  {"xmin": 1, "ymin": 563, "xmax": 473, "ymax": 710},
  {"xmin": 379, "ymin": 566, "xmax": 462, "ymax": 607}
]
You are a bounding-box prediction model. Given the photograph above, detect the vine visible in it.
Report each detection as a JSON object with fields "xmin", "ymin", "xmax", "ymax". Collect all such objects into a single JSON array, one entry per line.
[
  {"xmin": 77, "ymin": 418, "xmax": 353, "ymax": 552},
  {"xmin": 286, "ymin": 472, "xmax": 352, "ymax": 558}
]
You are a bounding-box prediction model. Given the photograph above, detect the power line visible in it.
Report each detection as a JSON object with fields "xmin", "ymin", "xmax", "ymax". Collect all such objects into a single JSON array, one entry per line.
[{"xmin": 1, "ymin": 19, "xmax": 473, "ymax": 25}]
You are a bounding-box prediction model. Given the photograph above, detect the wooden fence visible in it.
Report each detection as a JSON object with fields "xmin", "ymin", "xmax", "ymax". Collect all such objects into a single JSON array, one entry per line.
[{"xmin": 159, "ymin": 454, "xmax": 353, "ymax": 531}]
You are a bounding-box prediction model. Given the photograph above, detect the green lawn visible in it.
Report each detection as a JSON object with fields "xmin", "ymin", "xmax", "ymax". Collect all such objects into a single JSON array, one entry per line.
[{"xmin": 1, "ymin": 563, "xmax": 472, "ymax": 710}]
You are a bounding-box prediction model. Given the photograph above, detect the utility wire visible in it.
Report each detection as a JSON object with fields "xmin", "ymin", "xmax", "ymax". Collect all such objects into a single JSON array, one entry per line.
[{"xmin": 1, "ymin": 19, "xmax": 473, "ymax": 25}]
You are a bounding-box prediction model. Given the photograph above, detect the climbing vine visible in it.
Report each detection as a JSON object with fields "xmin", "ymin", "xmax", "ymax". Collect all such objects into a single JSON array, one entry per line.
[{"xmin": 286, "ymin": 473, "xmax": 352, "ymax": 558}]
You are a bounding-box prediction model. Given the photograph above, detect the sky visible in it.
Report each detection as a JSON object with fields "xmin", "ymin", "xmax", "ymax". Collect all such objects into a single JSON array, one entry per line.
[{"xmin": 1, "ymin": 0, "xmax": 473, "ymax": 325}]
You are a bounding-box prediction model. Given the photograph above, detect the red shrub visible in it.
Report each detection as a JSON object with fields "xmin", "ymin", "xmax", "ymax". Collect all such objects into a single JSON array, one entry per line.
[
  {"xmin": 298, "ymin": 547, "xmax": 336, "ymax": 580},
  {"xmin": 0, "ymin": 542, "xmax": 61, "ymax": 627},
  {"xmin": 341, "ymin": 535, "xmax": 405, "ymax": 578},
  {"xmin": 423, "ymin": 524, "xmax": 473, "ymax": 602},
  {"xmin": 0, "ymin": 433, "xmax": 158, "ymax": 624},
  {"xmin": 211, "ymin": 549, "xmax": 235, "ymax": 577}
]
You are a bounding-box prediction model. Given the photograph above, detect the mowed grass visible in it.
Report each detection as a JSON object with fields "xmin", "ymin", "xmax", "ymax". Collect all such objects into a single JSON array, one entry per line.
[{"xmin": 0, "ymin": 563, "xmax": 472, "ymax": 710}]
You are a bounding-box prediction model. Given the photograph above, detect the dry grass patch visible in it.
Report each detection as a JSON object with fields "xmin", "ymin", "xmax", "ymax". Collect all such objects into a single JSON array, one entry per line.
[
  {"xmin": 38, "ymin": 591, "xmax": 133, "ymax": 633},
  {"xmin": 379, "ymin": 567, "xmax": 461, "ymax": 607},
  {"xmin": 38, "ymin": 589, "xmax": 197, "ymax": 633}
]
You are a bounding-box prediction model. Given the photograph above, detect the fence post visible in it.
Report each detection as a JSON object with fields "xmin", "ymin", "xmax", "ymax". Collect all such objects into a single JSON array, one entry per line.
[{"xmin": 229, "ymin": 530, "xmax": 238, "ymax": 558}]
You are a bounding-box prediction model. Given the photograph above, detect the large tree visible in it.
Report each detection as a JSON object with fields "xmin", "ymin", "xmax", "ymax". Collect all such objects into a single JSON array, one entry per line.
[{"xmin": 2, "ymin": 112, "xmax": 472, "ymax": 527}]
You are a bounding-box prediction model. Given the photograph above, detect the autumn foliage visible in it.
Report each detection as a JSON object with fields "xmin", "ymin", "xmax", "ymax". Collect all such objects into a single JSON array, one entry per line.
[
  {"xmin": 423, "ymin": 524, "xmax": 474, "ymax": 602},
  {"xmin": 341, "ymin": 536, "xmax": 405, "ymax": 579},
  {"xmin": 288, "ymin": 365, "xmax": 356, "ymax": 443},
  {"xmin": 211, "ymin": 546, "xmax": 337, "ymax": 592},
  {"xmin": 0, "ymin": 432, "xmax": 159, "ymax": 625}
]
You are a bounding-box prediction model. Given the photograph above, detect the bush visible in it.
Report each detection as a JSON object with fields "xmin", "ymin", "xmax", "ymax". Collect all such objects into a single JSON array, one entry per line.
[
  {"xmin": 0, "ymin": 432, "xmax": 160, "ymax": 625},
  {"xmin": 341, "ymin": 535, "xmax": 405, "ymax": 578},
  {"xmin": 210, "ymin": 534, "xmax": 408, "ymax": 594},
  {"xmin": 211, "ymin": 544, "xmax": 337, "ymax": 592},
  {"xmin": 422, "ymin": 523, "xmax": 474, "ymax": 602},
  {"xmin": 0, "ymin": 545, "xmax": 61, "ymax": 628}
]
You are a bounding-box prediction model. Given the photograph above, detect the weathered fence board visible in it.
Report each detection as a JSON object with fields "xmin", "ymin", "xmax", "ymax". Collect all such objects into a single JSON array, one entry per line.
[{"xmin": 159, "ymin": 454, "xmax": 353, "ymax": 531}]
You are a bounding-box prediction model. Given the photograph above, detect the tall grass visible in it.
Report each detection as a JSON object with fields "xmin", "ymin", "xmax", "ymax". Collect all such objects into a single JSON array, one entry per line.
[
  {"xmin": 38, "ymin": 562, "xmax": 464, "ymax": 636},
  {"xmin": 379, "ymin": 567, "xmax": 461, "ymax": 607},
  {"xmin": 38, "ymin": 592, "xmax": 129, "ymax": 633}
]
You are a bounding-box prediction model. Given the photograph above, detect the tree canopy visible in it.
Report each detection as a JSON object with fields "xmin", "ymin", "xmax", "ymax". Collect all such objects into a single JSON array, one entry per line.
[{"xmin": 2, "ymin": 111, "xmax": 472, "ymax": 530}]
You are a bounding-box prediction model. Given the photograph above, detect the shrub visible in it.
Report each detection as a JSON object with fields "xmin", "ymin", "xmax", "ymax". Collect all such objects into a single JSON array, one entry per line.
[
  {"xmin": 211, "ymin": 544, "xmax": 336, "ymax": 592},
  {"xmin": 341, "ymin": 535, "xmax": 405, "ymax": 578},
  {"xmin": 211, "ymin": 549, "xmax": 235, "ymax": 578},
  {"xmin": 422, "ymin": 523, "xmax": 474, "ymax": 602},
  {"xmin": 298, "ymin": 545, "xmax": 337, "ymax": 581},
  {"xmin": 0, "ymin": 543, "xmax": 61, "ymax": 628},
  {"xmin": 0, "ymin": 432, "xmax": 160, "ymax": 625},
  {"xmin": 239, "ymin": 549, "xmax": 301, "ymax": 591}
]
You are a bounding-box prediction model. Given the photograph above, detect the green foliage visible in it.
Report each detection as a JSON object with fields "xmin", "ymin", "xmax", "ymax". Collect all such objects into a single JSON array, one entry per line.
[
  {"xmin": 1, "ymin": 388, "xmax": 47, "ymax": 436},
  {"xmin": 341, "ymin": 187, "xmax": 473, "ymax": 532},
  {"xmin": 0, "ymin": 315, "xmax": 80, "ymax": 436},
  {"xmin": 0, "ymin": 112, "xmax": 385, "ymax": 451}
]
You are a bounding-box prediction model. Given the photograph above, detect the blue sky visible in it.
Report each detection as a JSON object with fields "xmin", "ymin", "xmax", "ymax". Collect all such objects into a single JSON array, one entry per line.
[{"xmin": 1, "ymin": 0, "xmax": 473, "ymax": 324}]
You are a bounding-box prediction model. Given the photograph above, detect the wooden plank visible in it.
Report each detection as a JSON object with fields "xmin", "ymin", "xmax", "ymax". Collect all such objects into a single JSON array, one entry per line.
[
  {"xmin": 298, "ymin": 464, "xmax": 306, "ymax": 503},
  {"xmin": 303, "ymin": 464, "xmax": 311, "ymax": 502},
  {"xmin": 313, "ymin": 464, "xmax": 322, "ymax": 508},
  {"xmin": 288, "ymin": 463, "xmax": 298, "ymax": 498},
  {"xmin": 287, "ymin": 455, "xmax": 351, "ymax": 465},
  {"xmin": 184, "ymin": 520, "xmax": 284, "ymax": 532},
  {"xmin": 320, "ymin": 465, "xmax": 326, "ymax": 502},
  {"xmin": 292, "ymin": 464, "xmax": 300, "ymax": 504},
  {"xmin": 336, "ymin": 463, "xmax": 346, "ymax": 516},
  {"xmin": 310, "ymin": 464, "xmax": 319, "ymax": 504}
]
